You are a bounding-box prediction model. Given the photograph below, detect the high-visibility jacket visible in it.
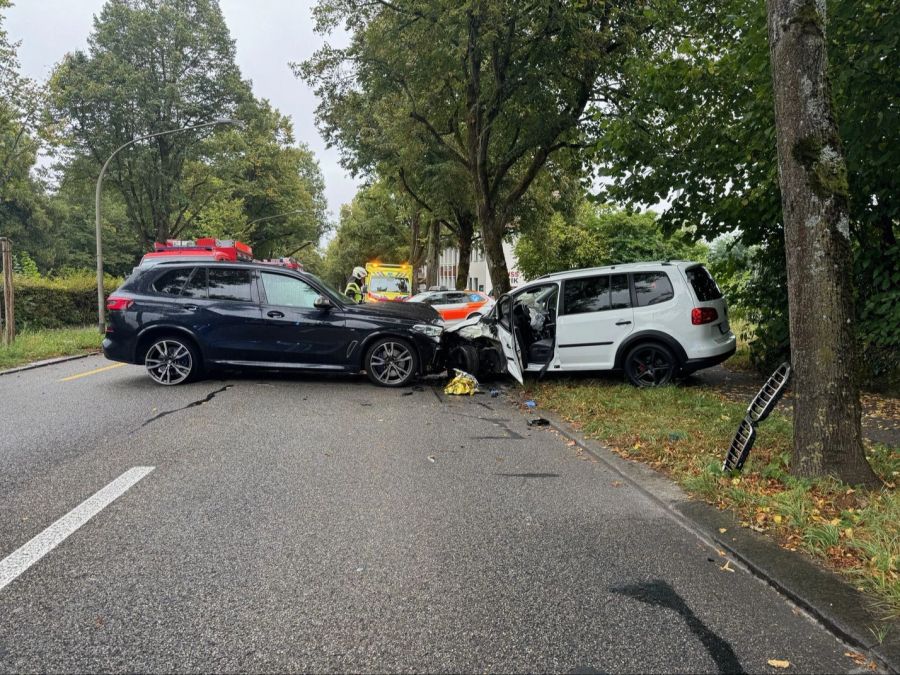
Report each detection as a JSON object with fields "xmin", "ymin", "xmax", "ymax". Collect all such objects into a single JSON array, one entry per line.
[{"xmin": 344, "ymin": 280, "xmax": 363, "ymax": 302}]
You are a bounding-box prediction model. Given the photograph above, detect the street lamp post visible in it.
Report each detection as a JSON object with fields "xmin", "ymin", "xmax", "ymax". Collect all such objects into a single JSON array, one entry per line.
[{"xmin": 94, "ymin": 118, "xmax": 237, "ymax": 333}]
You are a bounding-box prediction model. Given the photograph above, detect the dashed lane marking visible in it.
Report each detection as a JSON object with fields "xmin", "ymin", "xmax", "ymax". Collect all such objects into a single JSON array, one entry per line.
[
  {"xmin": 0, "ymin": 466, "xmax": 155, "ymax": 593},
  {"xmin": 59, "ymin": 362, "xmax": 126, "ymax": 382}
]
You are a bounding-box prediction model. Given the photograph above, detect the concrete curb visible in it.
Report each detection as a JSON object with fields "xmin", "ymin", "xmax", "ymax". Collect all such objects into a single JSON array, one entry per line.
[
  {"xmin": 0, "ymin": 351, "xmax": 100, "ymax": 377},
  {"xmin": 517, "ymin": 402, "xmax": 899, "ymax": 673}
]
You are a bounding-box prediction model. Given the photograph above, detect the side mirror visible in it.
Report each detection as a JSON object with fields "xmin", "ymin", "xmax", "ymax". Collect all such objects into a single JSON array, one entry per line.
[{"xmin": 314, "ymin": 295, "xmax": 334, "ymax": 310}]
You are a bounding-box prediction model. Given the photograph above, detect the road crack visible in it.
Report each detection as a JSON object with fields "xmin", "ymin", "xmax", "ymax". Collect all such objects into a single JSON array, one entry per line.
[{"xmin": 137, "ymin": 385, "xmax": 233, "ymax": 430}]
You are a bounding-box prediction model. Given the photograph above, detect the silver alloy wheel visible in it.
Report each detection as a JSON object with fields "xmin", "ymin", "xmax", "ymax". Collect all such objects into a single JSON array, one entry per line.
[
  {"xmin": 368, "ymin": 341, "xmax": 414, "ymax": 385},
  {"xmin": 145, "ymin": 339, "xmax": 193, "ymax": 385}
]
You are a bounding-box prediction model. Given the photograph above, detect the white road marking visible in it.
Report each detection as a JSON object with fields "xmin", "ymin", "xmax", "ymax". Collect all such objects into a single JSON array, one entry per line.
[{"xmin": 0, "ymin": 466, "xmax": 154, "ymax": 593}]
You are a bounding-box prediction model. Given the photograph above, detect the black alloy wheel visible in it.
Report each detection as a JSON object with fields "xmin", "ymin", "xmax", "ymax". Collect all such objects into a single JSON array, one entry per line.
[
  {"xmin": 624, "ymin": 343, "xmax": 676, "ymax": 387},
  {"xmin": 365, "ymin": 338, "xmax": 418, "ymax": 387}
]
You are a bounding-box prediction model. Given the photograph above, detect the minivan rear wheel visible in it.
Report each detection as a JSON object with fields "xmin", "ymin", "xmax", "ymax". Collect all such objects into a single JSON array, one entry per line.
[
  {"xmin": 365, "ymin": 337, "xmax": 418, "ymax": 387},
  {"xmin": 144, "ymin": 336, "xmax": 200, "ymax": 386},
  {"xmin": 624, "ymin": 343, "xmax": 676, "ymax": 387}
]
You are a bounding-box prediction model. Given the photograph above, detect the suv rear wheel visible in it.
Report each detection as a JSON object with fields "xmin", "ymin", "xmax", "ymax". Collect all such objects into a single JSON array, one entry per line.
[
  {"xmin": 364, "ymin": 337, "xmax": 418, "ymax": 387},
  {"xmin": 144, "ymin": 336, "xmax": 200, "ymax": 385},
  {"xmin": 624, "ymin": 342, "xmax": 676, "ymax": 387}
]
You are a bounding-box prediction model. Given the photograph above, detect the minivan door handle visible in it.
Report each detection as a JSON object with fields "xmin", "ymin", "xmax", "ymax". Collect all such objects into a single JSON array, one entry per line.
[
  {"xmin": 615, "ymin": 320, "xmax": 632, "ymax": 326},
  {"xmin": 267, "ymin": 310, "xmax": 285, "ymax": 318}
]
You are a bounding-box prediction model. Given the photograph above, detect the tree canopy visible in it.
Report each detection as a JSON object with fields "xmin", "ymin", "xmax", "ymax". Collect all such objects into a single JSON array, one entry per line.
[{"xmin": 301, "ymin": 0, "xmax": 647, "ymax": 294}]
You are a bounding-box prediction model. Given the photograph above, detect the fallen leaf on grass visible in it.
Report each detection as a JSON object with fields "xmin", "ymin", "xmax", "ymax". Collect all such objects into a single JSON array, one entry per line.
[
  {"xmin": 767, "ymin": 659, "xmax": 790, "ymax": 668},
  {"xmin": 718, "ymin": 528, "xmax": 727, "ymax": 534}
]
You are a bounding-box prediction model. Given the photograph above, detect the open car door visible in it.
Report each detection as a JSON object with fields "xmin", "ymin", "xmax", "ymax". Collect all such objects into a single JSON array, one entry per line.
[{"xmin": 494, "ymin": 294, "xmax": 524, "ymax": 384}]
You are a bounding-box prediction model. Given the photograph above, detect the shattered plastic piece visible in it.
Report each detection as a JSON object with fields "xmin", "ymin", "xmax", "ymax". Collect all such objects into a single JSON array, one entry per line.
[
  {"xmin": 490, "ymin": 389, "xmax": 500, "ymax": 398},
  {"xmin": 444, "ymin": 369, "xmax": 479, "ymax": 396},
  {"xmin": 427, "ymin": 455, "xmax": 436, "ymax": 463},
  {"xmin": 527, "ymin": 417, "xmax": 550, "ymax": 427},
  {"xmin": 525, "ymin": 400, "xmax": 537, "ymax": 408}
]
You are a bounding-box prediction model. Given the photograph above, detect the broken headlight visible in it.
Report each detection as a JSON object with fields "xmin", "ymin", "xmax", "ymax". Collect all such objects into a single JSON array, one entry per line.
[{"xmin": 412, "ymin": 323, "xmax": 443, "ymax": 338}]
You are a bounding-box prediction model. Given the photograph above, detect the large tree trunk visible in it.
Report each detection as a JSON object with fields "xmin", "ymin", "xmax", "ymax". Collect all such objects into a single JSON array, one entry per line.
[
  {"xmin": 478, "ymin": 203, "xmax": 511, "ymax": 296},
  {"xmin": 454, "ymin": 211, "xmax": 475, "ymax": 291},
  {"xmin": 766, "ymin": 0, "xmax": 878, "ymax": 485},
  {"xmin": 425, "ymin": 219, "xmax": 440, "ymax": 288}
]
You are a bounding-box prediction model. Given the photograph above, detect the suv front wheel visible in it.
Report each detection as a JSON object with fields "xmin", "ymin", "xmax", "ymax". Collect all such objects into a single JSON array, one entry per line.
[
  {"xmin": 364, "ymin": 337, "xmax": 419, "ymax": 387},
  {"xmin": 144, "ymin": 336, "xmax": 200, "ymax": 385},
  {"xmin": 624, "ymin": 342, "xmax": 677, "ymax": 387}
]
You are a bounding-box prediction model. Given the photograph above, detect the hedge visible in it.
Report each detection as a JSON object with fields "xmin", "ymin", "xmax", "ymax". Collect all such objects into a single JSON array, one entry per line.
[{"xmin": 4, "ymin": 273, "xmax": 123, "ymax": 331}]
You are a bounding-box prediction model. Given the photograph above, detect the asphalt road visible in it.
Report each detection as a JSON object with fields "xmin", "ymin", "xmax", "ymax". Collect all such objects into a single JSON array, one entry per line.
[{"xmin": 0, "ymin": 355, "xmax": 867, "ymax": 673}]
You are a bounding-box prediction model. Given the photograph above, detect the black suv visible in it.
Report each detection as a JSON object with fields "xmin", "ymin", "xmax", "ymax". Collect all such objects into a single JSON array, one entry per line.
[{"xmin": 102, "ymin": 262, "xmax": 444, "ymax": 387}]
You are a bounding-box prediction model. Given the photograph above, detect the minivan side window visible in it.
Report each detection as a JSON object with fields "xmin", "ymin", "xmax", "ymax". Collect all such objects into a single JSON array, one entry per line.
[
  {"xmin": 610, "ymin": 274, "xmax": 631, "ymax": 309},
  {"xmin": 633, "ymin": 272, "xmax": 675, "ymax": 307},
  {"xmin": 563, "ymin": 275, "xmax": 610, "ymax": 315},
  {"xmin": 153, "ymin": 268, "xmax": 193, "ymax": 295},
  {"xmin": 207, "ymin": 269, "xmax": 252, "ymax": 302}
]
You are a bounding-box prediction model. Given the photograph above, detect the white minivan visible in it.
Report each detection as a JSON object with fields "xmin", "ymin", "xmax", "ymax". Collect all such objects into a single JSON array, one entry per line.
[{"xmin": 443, "ymin": 261, "xmax": 736, "ymax": 386}]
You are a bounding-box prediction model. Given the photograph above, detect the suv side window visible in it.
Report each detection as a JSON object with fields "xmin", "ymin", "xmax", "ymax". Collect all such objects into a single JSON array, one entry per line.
[
  {"xmin": 563, "ymin": 275, "xmax": 610, "ymax": 315},
  {"xmin": 181, "ymin": 268, "xmax": 208, "ymax": 298},
  {"xmin": 153, "ymin": 268, "xmax": 194, "ymax": 295},
  {"xmin": 261, "ymin": 272, "xmax": 319, "ymax": 308},
  {"xmin": 633, "ymin": 272, "xmax": 675, "ymax": 307},
  {"xmin": 610, "ymin": 274, "xmax": 631, "ymax": 309},
  {"xmin": 207, "ymin": 269, "xmax": 252, "ymax": 302}
]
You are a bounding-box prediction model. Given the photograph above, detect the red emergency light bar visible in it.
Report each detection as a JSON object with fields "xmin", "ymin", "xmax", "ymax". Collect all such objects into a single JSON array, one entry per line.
[{"xmin": 151, "ymin": 238, "xmax": 253, "ymax": 261}]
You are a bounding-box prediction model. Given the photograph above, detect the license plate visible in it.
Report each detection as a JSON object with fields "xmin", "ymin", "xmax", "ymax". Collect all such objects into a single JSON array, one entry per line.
[{"xmin": 719, "ymin": 321, "xmax": 730, "ymax": 335}]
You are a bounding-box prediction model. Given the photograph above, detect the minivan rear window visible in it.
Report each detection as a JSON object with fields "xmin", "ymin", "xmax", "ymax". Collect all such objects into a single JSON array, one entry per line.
[{"xmin": 686, "ymin": 265, "xmax": 723, "ymax": 301}]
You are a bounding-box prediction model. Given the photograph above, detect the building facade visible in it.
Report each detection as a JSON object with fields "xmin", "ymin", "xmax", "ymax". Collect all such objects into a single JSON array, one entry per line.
[{"xmin": 428, "ymin": 239, "xmax": 522, "ymax": 294}]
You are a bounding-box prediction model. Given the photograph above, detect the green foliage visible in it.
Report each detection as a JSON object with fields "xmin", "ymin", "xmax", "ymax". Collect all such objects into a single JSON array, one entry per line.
[
  {"xmin": 0, "ymin": 326, "xmax": 102, "ymax": 371},
  {"xmin": 300, "ymin": 0, "xmax": 643, "ymax": 293},
  {"xmin": 11, "ymin": 251, "xmax": 39, "ymax": 277},
  {"xmin": 593, "ymin": 0, "xmax": 898, "ymax": 379},
  {"xmin": 12, "ymin": 272, "xmax": 121, "ymax": 331},
  {"xmin": 47, "ymin": 0, "xmax": 247, "ymax": 246},
  {"xmin": 322, "ymin": 181, "xmax": 412, "ymax": 288},
  {"xmin": 515, "ymin": 202, "xmax": 705, "ymax": 280}
]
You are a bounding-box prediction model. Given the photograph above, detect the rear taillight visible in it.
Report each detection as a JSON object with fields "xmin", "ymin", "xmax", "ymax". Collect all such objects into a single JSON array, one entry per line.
[
  {"xmin": 106, "ymin": 296, "xmax": 133, "ymax": 311},
  {"xmin": 691, "ymin": 307, "xmax": 718, "ymax": 325}
]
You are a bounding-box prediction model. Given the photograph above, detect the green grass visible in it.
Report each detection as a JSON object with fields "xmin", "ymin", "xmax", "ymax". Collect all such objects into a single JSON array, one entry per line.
[
  {"xmin": 529, "ymin": 377, "xmax": 900, "ymax": 618},
  {"xmin": 0, "ymin": 327, "xmax": 102, "ymax": 371}
]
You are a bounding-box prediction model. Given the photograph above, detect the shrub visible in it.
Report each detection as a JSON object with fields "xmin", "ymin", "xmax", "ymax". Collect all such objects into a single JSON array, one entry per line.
[{"xmin": 8, "ymin": 272, "xmax": 122, "ymax": 331}]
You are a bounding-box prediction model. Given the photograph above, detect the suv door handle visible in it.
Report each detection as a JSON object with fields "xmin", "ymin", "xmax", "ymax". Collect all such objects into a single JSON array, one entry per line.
[
  {"xmin": 184, "ymin": 304, "xmax": 198, "ymax": 311},
  {"xmin": 615, "ymin": 320, "xmax": 632, "ymax": 326},
  {"xmin": 267, "ymin": 310, "xmax": 285, "ymax": 318}
]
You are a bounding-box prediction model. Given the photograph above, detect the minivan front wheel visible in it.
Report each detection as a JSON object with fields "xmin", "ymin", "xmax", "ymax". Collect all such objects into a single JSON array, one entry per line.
[
  {"xmin": 144, "ymin": 336, "xmax": 199, "ymax": 386},
  {"xmin": 365, "ymin": 338, "xmax": 418, "ymax": 387},
  {"xmin": 624, "ymin": 343, "xmax": 676, "ymax": 387}
]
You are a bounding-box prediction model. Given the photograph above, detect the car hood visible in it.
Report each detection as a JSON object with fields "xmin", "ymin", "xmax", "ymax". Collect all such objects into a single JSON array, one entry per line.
[{"xmin": 345, "ymin": 300, "xmax": 441, "ymax": 323}]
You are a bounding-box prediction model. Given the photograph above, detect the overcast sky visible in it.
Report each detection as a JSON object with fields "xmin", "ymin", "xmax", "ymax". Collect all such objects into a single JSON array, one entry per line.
[{"xmin": 5, "ymin": 0, "xmax": 358, "ymax": 223}]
